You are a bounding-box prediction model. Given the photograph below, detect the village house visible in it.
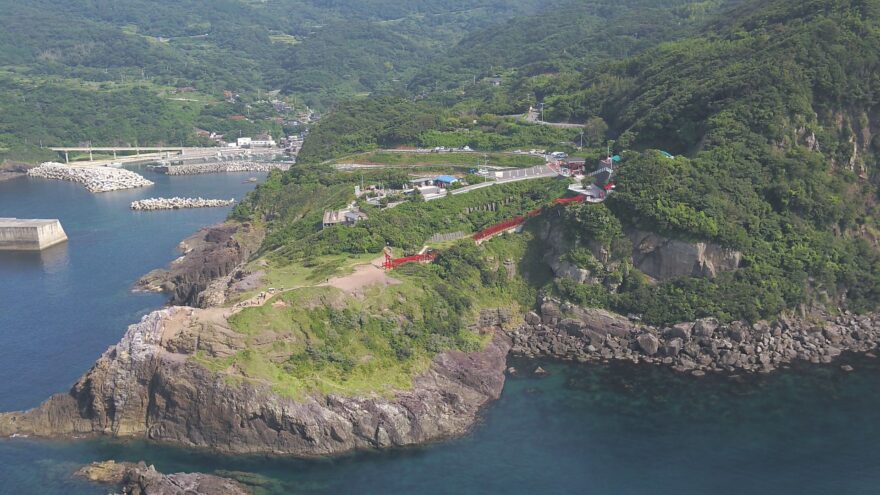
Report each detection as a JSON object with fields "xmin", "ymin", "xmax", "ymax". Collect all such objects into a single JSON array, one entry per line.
[{"xmin": 322, "ymin": 205, "xmax": 368, "ymax": 229}]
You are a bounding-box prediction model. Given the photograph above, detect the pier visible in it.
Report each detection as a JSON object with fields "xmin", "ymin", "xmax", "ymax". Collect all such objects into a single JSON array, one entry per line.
[{"xmin": 0, "ymin": 218, "xmax": 68, "ymax": 251}]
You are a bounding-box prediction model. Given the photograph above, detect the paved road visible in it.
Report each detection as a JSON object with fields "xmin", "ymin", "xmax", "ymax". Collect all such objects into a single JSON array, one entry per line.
[
  {"xmin": 451, "ymin": 164, "xmax": 558, "ymax": 195},
  {"xmin": 524, "ymin": 106, "xmax": 584, "ymax": 129},
  {"xmin": 494, "ymin": 164, "xmax": 556, "ymax": 181}
]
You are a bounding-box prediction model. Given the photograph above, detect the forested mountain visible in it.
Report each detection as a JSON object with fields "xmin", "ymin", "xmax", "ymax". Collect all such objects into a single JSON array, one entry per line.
[
  {"xmin": 410, "ymin": 0, "xmax": 730, "ymax": 93},
  {"xmin": 0, "ymin": 0, "xmax": 547, "ymax": 155}
]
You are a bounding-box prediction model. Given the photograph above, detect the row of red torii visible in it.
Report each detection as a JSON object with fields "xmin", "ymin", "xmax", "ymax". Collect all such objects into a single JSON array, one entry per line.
[{"xmin": 383, "ymin": 194, "xmax": 588, "ymax": 270}]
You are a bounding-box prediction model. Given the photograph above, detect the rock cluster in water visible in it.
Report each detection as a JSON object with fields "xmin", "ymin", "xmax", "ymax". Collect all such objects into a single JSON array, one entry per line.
[
  {"xmin": 512, "ymin": 300, "xmax": 878, "ymax": 375},
  {"xmin": 131, "ymin": 197, "xmax": 235, "ymax": 211},
  {"xmin": 76, "ymin": 460, "xmax": 251, "ymax": 495},
  {"xmin": 28, "ymin": 162, "xmax": 153, "ymax": 192},
  {"xmin": 160, "ymin": 161, "xmax": 290, "ymax": 175}
]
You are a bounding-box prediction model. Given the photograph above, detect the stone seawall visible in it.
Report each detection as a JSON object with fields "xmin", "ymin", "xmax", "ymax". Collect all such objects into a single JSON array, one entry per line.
[
  {"xmin": 0, "ymin": 218, "xmax": 68, "ymax": 251},
  {"xmin": 131, "ymin": 197, "xmax": 235, "ymax": 211},
  {"xmin": 155, "ymin": 161, "xmax": 290, "ymax": 176},
  {"xmin": 28, "ymin": 162, "xmax": 153, "ymax": 193}
]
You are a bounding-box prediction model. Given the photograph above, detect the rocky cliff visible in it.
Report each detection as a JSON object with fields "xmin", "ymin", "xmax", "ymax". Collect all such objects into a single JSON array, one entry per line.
[
  {"xmin": 539, "ymin": 217, "xmax": 741, "ymax": 284},
  {"xmin": 626, "ymin": 228, "xmax": 741, "ymax": 281},
  {"xmin": 136, "ymin": 223, "xmax": 262, "ymax": 307},
  {"xmin": 0, "ymin": 307, "xmax": 510, "ymax": 455}
]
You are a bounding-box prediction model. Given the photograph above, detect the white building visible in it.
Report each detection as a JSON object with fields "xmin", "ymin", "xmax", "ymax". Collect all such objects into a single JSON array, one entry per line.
[{"xmin": 251, "ymin": 134, "xmax": 276, "ymax": 147}]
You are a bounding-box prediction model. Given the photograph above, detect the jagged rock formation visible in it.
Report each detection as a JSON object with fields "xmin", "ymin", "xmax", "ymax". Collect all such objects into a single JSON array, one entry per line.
[
  {"xmin": 626, "ymin": 229, "xmax": 741, "ymax": 281},
  {"xmin": 513, "ymin": 300, "xmax": 878, "ymax": 375},
  {"xmin": 76, "ymin": 460, "xmax": 251, "ymax": 495},
  {"xmin": 0, "ymin": 307, "xmax": 510, "ymax": 455},
  {"xmin": 136, "ymin": 223, "xmax": 261, "ymax": 307}
]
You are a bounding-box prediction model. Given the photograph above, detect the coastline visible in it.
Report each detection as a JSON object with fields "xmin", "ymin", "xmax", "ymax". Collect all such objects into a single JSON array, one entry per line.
[{"xmin": 3, "ymin": 220, "xmax": 880, "ymax": 459}]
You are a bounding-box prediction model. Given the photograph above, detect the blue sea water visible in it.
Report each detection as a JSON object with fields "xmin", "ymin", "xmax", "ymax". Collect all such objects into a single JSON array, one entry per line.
[{"xmin": 1, "ymin": 169, "xmax": 879, "ymax": 494}]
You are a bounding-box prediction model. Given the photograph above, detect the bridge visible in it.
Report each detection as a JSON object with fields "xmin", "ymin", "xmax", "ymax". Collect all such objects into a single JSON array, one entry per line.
[{"xmin": 46, "ymin": 146, "xmax": 247, "ymax": 164}]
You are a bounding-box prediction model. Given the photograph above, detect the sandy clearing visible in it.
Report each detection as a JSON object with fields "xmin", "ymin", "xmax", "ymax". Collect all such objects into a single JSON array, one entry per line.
[{"xmin": 327, "ymin": 256, "xmax": 401, "ymax": 294}]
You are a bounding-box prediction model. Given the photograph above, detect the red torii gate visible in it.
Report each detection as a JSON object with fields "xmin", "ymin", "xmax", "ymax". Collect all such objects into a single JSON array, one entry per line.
[{"xmin": 383, "ymin": 250, "xmax": 438, "ymax": 270}]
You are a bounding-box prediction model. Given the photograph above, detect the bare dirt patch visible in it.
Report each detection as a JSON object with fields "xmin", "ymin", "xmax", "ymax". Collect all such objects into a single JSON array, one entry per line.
[{"xmin": 326, "ymin": 256, "xmax": 401, "ymax": 295}]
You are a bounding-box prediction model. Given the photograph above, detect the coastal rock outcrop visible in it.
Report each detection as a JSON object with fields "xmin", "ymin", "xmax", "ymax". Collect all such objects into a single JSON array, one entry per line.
[
  {"xmin": 511, "ymin": 300, "xmax": 879, "ymax": 375},
  {"xmin": 0, "ymin": 161, "xmax": 34, "ymax": 182},
  {"xmin": 136, "ymin": 223, "xmax": 261, "ymax": 307},
  {"xmin": 0, "ymin": 307, "xmax": 511, "ymax": 456},
  {"xmin": 76, "ymin": 460, "xmax": 251, "ymax": 495}
]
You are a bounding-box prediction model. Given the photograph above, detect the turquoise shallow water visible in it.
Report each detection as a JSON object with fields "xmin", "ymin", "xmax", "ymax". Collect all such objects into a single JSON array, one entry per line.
[{"xmin": 1, "ymin": 170, "xmax": 880, "ymax": 494}]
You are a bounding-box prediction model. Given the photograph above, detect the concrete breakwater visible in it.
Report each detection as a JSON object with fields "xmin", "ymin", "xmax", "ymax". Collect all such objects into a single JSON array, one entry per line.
[
  {"xmin": 512, "ymin": 300, "xmax": 879, "ymax": 375},
  {"xmin": 156, "ymin": 161, "xmax": 290, "ymax": 176},
  {"xmin": 0, "ymin": 218, "xmax": 68, "ymax": 251},
  {"xmin": 28, "ymin": 162, "xmax": 153, "ymax": 192},
  {"xmin": 130, "ymin": 197, "xmax": 235, "ymax": 211}
]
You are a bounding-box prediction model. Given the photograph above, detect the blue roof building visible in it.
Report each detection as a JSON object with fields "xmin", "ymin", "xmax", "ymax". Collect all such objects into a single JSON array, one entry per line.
[{"xmin": 434, "ymin": 175, "xmax": 459, "ymax": 187}]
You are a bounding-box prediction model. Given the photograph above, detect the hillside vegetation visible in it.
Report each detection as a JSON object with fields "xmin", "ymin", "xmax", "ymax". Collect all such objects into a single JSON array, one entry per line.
[
  {"xmin": 0, "ymin": 0, "xmax": 551, "ymax": 151},
  {"xmin": 250, "ymin": 0, "xmax": 880, "ymax": 329}
]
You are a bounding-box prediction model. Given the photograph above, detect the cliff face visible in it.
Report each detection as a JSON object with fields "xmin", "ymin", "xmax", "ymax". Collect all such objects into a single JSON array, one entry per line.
[
  {"xmin": 539, "ymin": 218, "xmax": 741, "ymax": 284},
  {"xmin": 0, "ymin": 308, "xmax": 510, "ymax": 456},
  {"xmin": 137, "ymin": 223, "xmax": 262, "ymax": 307},
  {"xmin": 626, "ymin": 229, "xmax": 741, "ymax": 282}
]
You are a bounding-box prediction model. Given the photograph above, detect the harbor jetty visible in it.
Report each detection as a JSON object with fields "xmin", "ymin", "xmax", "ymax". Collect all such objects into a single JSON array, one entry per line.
[
  {"xmin": 27, "ymin": 162, "xmax": 153, "ymax": 192},
  {"xmin": 130, "ymin": 197, "xmax": 236, "ymax": 211},
  {"xmin": 155, "ymin": 161, "xmax": 290, "ymax": 176},
  {"xmin": 0, "ymin": 218, "xmax": 68, "ymax": 251}
]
